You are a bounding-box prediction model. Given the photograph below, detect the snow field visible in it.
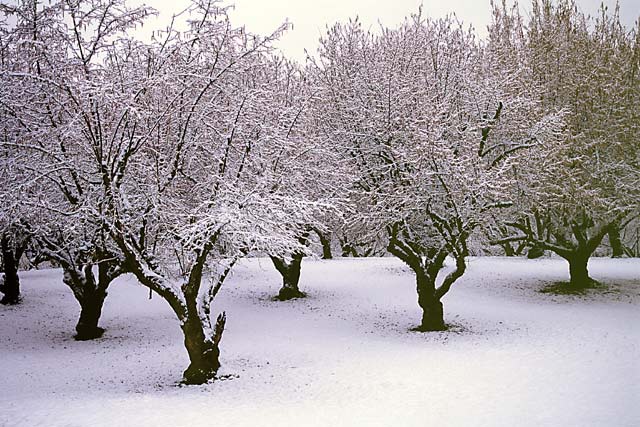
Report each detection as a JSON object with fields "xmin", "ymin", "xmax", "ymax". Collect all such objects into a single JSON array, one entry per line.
[{"xmin": 0, "ymin": 257, "xmax": 638, "ymax": 427}]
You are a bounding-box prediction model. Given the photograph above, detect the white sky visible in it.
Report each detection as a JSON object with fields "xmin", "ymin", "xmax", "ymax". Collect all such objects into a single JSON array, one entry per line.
[{"xmin": 135, "ymin": 0, "xmax": 640, "ymax": 61}]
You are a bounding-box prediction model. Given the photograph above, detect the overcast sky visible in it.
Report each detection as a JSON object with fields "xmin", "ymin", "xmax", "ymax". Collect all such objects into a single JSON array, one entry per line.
[{"xmin": 135, "ymin": 0, "xmax": 640, "ymax": 61}]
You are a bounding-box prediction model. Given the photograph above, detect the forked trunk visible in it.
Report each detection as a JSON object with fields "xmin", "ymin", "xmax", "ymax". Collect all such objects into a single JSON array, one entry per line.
[
  {"xmin": 0, "ymin": 236, "xmax": 22, "ymax": 305},
  {"xmin": 112, "ymin": 226, "xmax": 234, "ymax": 385},
  {"xmin": 181, "ymin": 313, "xmax": 225, "ymax": 385},
  {"xmin": 550, "ymin": 221, "xmax": 612, "ymax": 288},
  {"xmin": 271, "ymin": 254, "xmax": 305, "ymax": 300},
  {"xmin": 62, "ymin": 261, "xmax": 119, "ymax": 340},
  {"xmin": 340, "ymin": 241, "xmax": 358, "ymax": 257},
  {"xmin": 501, "ymin": 242, "xmax": 515, "ymax": 257}
]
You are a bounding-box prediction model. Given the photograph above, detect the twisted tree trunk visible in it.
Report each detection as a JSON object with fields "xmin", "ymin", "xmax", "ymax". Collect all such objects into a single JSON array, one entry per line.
[{"xmin": 271, "ymin": 253, "xmax": 305, "ymax": 300}]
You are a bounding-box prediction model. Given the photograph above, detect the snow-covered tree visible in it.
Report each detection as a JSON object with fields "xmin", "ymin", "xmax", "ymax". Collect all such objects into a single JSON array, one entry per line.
[
  {"xmin": 0, "ymin": 95, "xmax": 32, "ymax": 305},
  {"xmin": 0, "ymin": 0, "xmax": 151, "ymax": 323},
  {"xmin": 1, "ymin": 0, "xmax": 337, "ymax": 381},
  {"xmin": 491, "ymin": 0, "xmax": 640, "ymax": 288},
  {"xmin": 92, "ymin": 1, "xmax": 336, "ymax": 383},
  {"xmin": 311, "ymin": 12, "xmax": 561, "ymax": 330},
  {"xmin": 252, "ymin": 56, "xmax": 344, "ymax": 300}
]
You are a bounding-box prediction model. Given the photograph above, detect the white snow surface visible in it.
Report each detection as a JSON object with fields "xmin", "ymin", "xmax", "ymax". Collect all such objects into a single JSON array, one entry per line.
[{"xmin": 1, "ymin": 257, "xmax": 639, "ymax": 427}]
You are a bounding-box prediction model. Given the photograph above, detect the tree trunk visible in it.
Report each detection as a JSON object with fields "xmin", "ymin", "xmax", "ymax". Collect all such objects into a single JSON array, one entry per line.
[
  {"xmin": 501, "ymin": 242, "xmax": 515, "ymax": 257},
  {"xmin": 608, "ymin": 223, "xmax": 624, "ymax": 258},
  {"xmin": 416, "ymin": 271, "xmax": 446, "ymax": 331},
  {"xmin": 0, "ymin": 236, "xmax": 21, "ymax": 305},
  {"xmin": 316, "ymin": 231, "xmax": 333, "ymax": 259},
  {"xmin": 420, "ymin": 299, "xmax": 445, "ymax": 331},
  {"xmin": 340, "ymin": 240, "xmax": 358, "ymax": 257},
  {"xmin": 181, "ymin": 313, "xmax": 225, "ymax": 385},
  {"xmin": 527, "ymin": 245, "xmax": 545, "ymax": 259},
  {"xmin": 75, "ymin": 289, "xmax": 108, "ymax": 340},
  {"xmin": 62, "ymin": 261, "xmax": 120, "ymax": 340},
  {"xmin": 567, "ymin": 253, "xmax": 593, "ymax": 288},
  {"xmin": 271, "ymin": 254, "xmax": 305, "ymax": 300}
]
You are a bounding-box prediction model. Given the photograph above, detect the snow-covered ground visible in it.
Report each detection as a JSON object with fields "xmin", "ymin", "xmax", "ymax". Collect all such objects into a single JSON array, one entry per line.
[{"xmin": 1, "ymin": 257, "xmax": 638, "ymax": 427}]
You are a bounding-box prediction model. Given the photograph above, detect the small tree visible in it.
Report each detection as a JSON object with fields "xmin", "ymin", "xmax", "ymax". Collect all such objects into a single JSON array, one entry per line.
[{"xmin": 255, "ymin": 56, "xmax": 344, "ymax": 300}]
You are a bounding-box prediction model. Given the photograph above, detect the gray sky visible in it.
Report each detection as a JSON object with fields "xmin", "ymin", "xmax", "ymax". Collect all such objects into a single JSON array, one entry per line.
[{"xmin": 135, "ymin": 0, "xmax": 640, "ymax": 61}]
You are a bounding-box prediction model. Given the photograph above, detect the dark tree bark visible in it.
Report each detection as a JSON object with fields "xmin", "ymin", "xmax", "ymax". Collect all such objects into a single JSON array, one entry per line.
[
  {"xmin": 339, "ymin": 237, "xmax": 381, "ymax": 258},
  {"xmin": 128, "ymin": 256, "xmax": 226, "ymax": 385},
  {"xmin": 181, "ymin": 310, "xmax": 225, "ymax": 384},
  {"xmin": 340, "ymin": 242, "xmax": 358, "ymax": 257},
  {"xmin": 608, "ymin": 222, "xmax": 624, "ymax": 258},
  {"xmin": 552, "ymin": 221, "xmax": 611, "ymax": 288},
  {"xmin": 415, "ymin": 271, "xmax": 446, "ymax": 331},
  {"xmin": 501, "ymin": 242, "xmax": 515, "ymax": 257},
  {"xmin": 503, "ymin": 214, "xmax": 618, "ymax": 289},
  {"xmin": 565, "ymin": 252, "xmax": 593, "ymax": 288},
  {"xmin": 387, "ymin": 222, "xmax": 468, "ymax": 332},
  {"xmin": 114, "ymin": 231, "xmax": 241, "ymax": 385},
  {"xmin": 497, "ymin": 237, "xmax": 528, "ymax": 257},
  {"xmin": 527, "ymin": 245, "xmax": 545, "ymax": 259},
  {"xmin": 177, "ymin": 253, "xmax": 225, "ymax": 384},
  {"xmin": 61, "ymin": 259, "xmax": 123, "ymax": 340},
  {"xmin": 313, "ymin": 228, "xmax": 333, "ymax": 259},
  {"xmin": 420, "ymin": 299, "xmax": 445, "ymax": 331},
  {"xmin": 75, "ymin": 286, "xmax": 108, "ymax": 340},
  {"xmin": 40, "ymin": 235, "xmax": 125, "ymax": 340},
  {"xmin": 271, "ymin": 253, "xmax": 305, "ymax": 300},
  {"xmin": 0, "ymin": 234, "xmax": 27, "ymax": 305}
]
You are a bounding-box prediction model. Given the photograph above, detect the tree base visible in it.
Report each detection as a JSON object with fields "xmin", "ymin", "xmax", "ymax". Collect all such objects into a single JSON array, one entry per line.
[
  {"xmin": 274, "ymin": 287, "xmax": 306, "ymax": 301},
  {"xmin": 74, "ymin": 326, "xmax": 105, "ymax": 341},
  {"xmin": 0, "ymin": 276, "xmax": 21, "ymax": 305},
  {"xmin": 417, "ymin": 299, "xmax": 446, "ymax": 331},
  {"xmin": 411, "ymin": 323, "xmax": 449, "ymax": 332},
  {"xmin": 182, "ymin": 363, "xmax": 219, "ymax": 385},
  {"xmin": 527, "ymin": 247, "xmax": 545, "ymax": 259},
  {"xmin": 540, "ymin": 279, "xmax": 604, "ymax": 295},
  {"xmin": 0, "ymin": 295, "xmax": 21, "ymax": 305}
]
